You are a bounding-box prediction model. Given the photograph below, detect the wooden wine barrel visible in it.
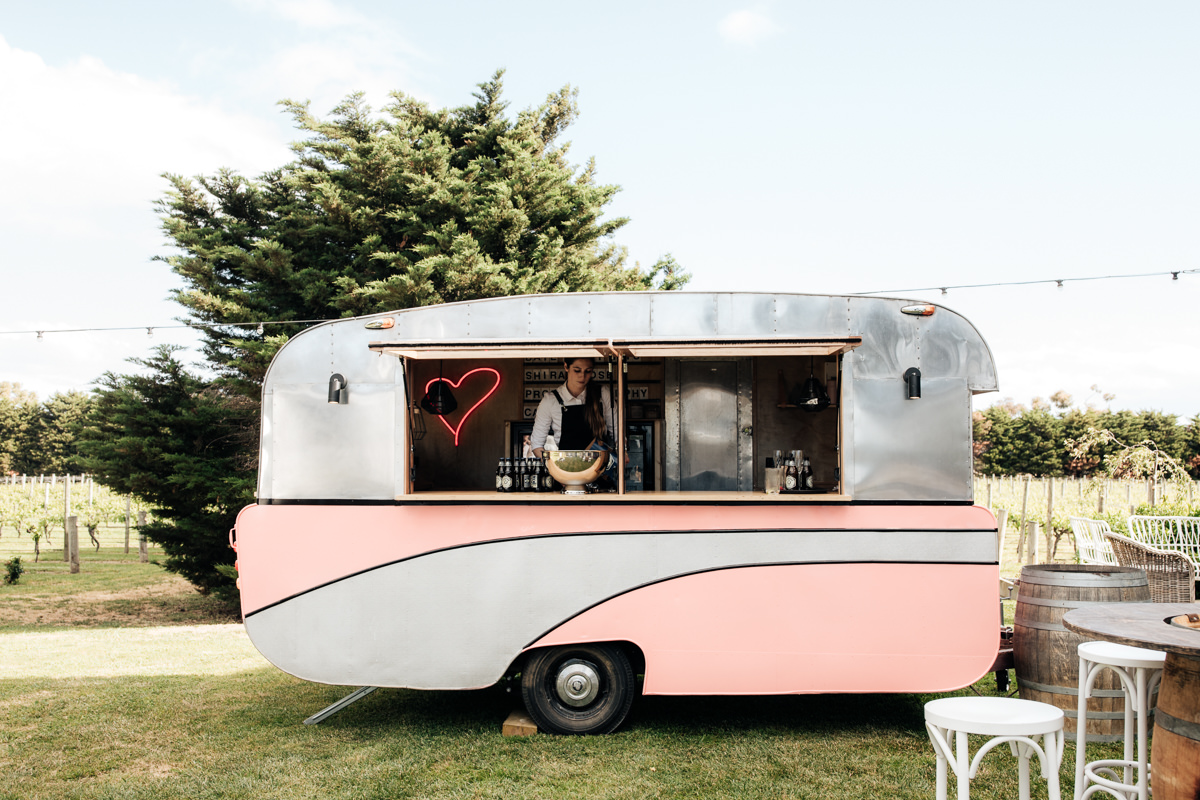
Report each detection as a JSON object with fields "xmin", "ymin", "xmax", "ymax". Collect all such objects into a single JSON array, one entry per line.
[
  {"xmin": 1152, "ymin": 653, "xmax": 1200, "ymax": 800},
  {"xmin": 1013, "ymin": 564, "xmax": 1150, "ymax": 741}
]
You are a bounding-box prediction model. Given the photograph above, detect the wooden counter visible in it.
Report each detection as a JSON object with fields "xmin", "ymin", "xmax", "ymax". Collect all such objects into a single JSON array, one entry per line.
[{"xmin": 399, "ymin": 490, "xmax": 852, "ymax": 503}]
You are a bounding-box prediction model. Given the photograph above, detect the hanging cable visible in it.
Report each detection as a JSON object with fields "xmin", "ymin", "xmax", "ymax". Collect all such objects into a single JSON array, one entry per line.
[{"xmin": 854, "ymin": 268, "xmax": 1198, "ymax": 296}]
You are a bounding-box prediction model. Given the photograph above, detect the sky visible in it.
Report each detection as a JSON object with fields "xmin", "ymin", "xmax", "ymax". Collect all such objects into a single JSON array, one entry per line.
[{"xmin": 1, "ymin": 1, "xmax": 1197, "ymax": 418}]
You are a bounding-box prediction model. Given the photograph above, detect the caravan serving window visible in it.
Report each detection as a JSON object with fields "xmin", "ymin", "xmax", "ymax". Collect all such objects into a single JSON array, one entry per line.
[{"xmin": 372, "ymin": 338, "xmax": 859, "ymax": 499}]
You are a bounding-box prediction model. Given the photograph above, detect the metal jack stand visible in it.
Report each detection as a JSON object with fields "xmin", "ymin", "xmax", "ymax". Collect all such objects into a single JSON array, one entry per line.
[{"xmin": 303, "ymin": 686, "xmax": 378, "ymax": 725}]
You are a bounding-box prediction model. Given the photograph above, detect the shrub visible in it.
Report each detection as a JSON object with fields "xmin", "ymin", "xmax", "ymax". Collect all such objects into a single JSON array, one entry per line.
[{"xmin": 4, "ymin": 556, "xmax": 24, "ymax": 585}]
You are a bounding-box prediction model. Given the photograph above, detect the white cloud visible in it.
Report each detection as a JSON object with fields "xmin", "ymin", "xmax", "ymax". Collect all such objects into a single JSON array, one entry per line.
[
  {"xmin": 0, "ymin": 35, "xmax": 291, "ymax": 232},
  {"xmin": 230, "ymin": 0, "xmax": 368, "ymax": 29},
  {"xmin": 718, "ymin": 7, "xmax": 782, "ymax": 46},
  {"xmin": 0, "ymin": 35, "xmax": 291, "ymax": 399}
]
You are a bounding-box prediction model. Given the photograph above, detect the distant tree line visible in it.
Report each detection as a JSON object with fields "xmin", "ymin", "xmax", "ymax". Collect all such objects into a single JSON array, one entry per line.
[
  {"xmin": 0, "ymin": 382, "xmax": 93, "ymax": 476},
  {"xmin": 974, "ymin": 390, "xmax": 1200, "ymax": 478}
]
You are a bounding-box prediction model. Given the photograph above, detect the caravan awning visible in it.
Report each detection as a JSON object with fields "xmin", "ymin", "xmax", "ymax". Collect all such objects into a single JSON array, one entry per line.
[{"xmin": 367, "ymin": 337, "xmax": 863, "ymax": 360}]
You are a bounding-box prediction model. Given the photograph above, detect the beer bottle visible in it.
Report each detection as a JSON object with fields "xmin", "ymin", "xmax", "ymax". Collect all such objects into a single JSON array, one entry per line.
[
  {"xmin": 495, "ymin": 459, "xmax": 504, "ymax": 492},
  {"xmin": 500, "ymin": 458, "xmax": 514, "ymax": 493},
  {"xmin": 783, "ymin": 457, "xmax": 799, "ymax": 493}
]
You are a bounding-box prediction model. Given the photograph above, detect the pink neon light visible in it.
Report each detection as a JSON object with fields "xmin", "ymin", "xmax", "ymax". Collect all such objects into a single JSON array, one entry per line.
[{"xmin": 424, "ymin": 367, "xmax": 501, "ymax": 446}]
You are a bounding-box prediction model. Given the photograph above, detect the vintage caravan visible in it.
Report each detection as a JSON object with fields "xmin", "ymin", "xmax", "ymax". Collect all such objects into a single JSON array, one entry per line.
[{"xmin": 233, "ymin": 292, "xmax": 1000, "ymax": 734}]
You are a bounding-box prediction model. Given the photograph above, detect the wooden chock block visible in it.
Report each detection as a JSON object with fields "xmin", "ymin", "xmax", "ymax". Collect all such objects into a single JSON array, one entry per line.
[{"xmin": 502, "ymin": 710, "xmax": 539, "ymax": 736}]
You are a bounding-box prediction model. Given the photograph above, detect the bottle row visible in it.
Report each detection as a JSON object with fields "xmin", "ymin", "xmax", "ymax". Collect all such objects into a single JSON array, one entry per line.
[
  {"xmin": 495, "ymin": 457, "xmax": 556, "ymax": 493},
  {"xmin": 765, "ymin": 449, "xmax": 813, "ymax": 493}
]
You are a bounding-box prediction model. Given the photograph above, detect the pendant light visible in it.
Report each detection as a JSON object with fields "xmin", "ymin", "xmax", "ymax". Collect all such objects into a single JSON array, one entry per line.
[
  {"xmin": 420, "ymin": 360, "xmax": 458, "ymax": 416},
  {"xmin": 792, "ymin": 356, "xmax": 831, "ymax": 412}
]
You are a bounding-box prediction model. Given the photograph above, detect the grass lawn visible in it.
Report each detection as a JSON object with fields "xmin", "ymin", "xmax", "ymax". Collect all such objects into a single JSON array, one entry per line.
[{"xmin": 0, "ymin": 524, "xmax": 1120, "ymax": 800}]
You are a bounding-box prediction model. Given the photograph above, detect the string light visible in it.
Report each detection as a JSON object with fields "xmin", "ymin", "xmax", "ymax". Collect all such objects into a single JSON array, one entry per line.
[
  {"xmin": 855, "ymin": 268, "xmax": 1199, "ymax": 296},
  {"xmin": 1, "ymin": 319, "xmax": 331, "ymax": 339}
]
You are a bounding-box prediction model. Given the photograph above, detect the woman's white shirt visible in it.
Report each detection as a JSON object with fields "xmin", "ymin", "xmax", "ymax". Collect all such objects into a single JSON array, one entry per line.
[{"xmin": 530, "ymin": 383, "xmax": 614, "ymax": 450}]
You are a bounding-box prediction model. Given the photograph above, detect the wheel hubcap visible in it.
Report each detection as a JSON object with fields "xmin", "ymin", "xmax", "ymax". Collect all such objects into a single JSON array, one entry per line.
[{"xmin": 555, "ymin": 658, "xmax": 600, "ymax": 707}]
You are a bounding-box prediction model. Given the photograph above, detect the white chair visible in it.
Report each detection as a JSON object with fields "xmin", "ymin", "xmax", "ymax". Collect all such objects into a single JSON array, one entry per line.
[
  {"xmin": 1073, "ymin": 641, "xmax": 1165, "ymax": 800},
  {"xmin": 1069, "ymin": 517, "xmax": 1118, "ymax": 566},
  {"xmin": 925, "ymin": 696, "xmax": 1065, "ymax": 800}
]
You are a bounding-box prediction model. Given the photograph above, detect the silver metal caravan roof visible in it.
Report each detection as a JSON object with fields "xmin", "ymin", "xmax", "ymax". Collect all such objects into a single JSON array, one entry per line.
[{"xmin": 257, "ymin": 292, "xmax": 997, "ymax": 502}]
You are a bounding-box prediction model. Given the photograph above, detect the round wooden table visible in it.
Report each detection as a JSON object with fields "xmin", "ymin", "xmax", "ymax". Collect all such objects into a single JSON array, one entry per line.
[{"xmin": 1062, "ymin": 602, "xmax": 1200, "ymax": 800}]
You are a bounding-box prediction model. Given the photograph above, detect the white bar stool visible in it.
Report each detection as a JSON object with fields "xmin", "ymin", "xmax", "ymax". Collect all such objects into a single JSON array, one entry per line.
[
  {"xmin": 925, "ymin": 696, "xmax": 1065, "ymax": 800},
  {"xmin": 1073, "ymin": 640, "xmax": 1165, "ymax": 800}
]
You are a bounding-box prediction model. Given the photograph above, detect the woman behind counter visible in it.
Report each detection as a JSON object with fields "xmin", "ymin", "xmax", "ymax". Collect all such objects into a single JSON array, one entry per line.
[{"xmin": 530, "ymin": 358, "xmax": 617, "ymax": 473}]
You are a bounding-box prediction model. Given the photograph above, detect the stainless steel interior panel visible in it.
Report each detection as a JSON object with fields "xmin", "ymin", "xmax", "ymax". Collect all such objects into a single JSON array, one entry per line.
[
  {"xmin": 772, "ymin": 295, "xmax": 852, "ymax": 339},
  {"xmin": 680, "ymin": 361, "xmax": 739, "ymax": 491},
  {"xmin": 665, "ymin": 362, "xmax": 681, "ymax": 491},
  {"xmin": 839, "ymin": 357, "xmax": 857, "ymax": 496},
  {"xmin": 851, "ymin": 377, "xmax": 972, "ymax": 501},
  {"xmin": 650, "ymin": 293, "xmax": 719, "ymax": 337},
  {"xmin": 270, "ymin": 383, "xmax": 396, "ymax": 500}
]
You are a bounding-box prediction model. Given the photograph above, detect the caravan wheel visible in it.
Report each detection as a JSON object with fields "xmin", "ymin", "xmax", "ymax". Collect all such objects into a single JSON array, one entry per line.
[{"xmin": 521, "ymin": 644, "xmax": 635, "ymax": 735}]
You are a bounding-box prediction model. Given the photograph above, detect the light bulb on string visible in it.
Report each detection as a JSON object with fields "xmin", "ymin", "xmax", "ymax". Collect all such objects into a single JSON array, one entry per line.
[
  {"xmin": 1055, "ymin": 280, "xmax": 1064, "ymax": 290},
  {"xmin": 36, "ymin": 331, "xmax": 43, "ymax": 341},
  {"xmin": 256, "ymin": 322, "xmax": 264, "ymax": 335},
  {"xmin": 146, "ymin": 327, "xmax": 153, "ymax": 338}
]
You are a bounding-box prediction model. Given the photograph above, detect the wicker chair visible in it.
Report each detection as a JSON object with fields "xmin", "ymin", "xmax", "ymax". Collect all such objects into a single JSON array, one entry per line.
[
  {"xmin": 1104, "ymin": 531, "xmax": 1196, "ymax": 603},
  {"xmin": 1069, "ymin": 516, "xmax": 1118, "ymax": 566}
]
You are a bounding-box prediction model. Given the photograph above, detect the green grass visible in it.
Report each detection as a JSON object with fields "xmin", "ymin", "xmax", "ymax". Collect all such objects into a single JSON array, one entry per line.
[
  {"xmin": 2, "ymin": 659, "xmax": 1089, "ymax": 800},
  {"xmin": 0, "ymin": 521, "xmax": 1126, "ymax": 800}
]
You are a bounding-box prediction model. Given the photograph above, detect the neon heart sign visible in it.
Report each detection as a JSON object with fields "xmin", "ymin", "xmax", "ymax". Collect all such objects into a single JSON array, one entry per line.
[{"xmin": 424, "ymin": 368, "xmax": 501, "ymax": 446}]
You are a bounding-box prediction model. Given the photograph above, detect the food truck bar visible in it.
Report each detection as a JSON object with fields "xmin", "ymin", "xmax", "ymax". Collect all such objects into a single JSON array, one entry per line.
[{"xmin": 237, "ymin": 292, "xmax": 1000, "ymax": 734}]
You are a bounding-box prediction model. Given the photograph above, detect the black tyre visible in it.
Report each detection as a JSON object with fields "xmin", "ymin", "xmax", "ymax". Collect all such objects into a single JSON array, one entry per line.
[{"xmin": 520, "ymin": 643, "xmax": 635, "ymax": 735}]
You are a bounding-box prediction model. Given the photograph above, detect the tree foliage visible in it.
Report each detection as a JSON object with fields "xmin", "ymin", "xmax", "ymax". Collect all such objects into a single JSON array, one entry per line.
[
  {"xmin": 83, "ymin": 72, "xmax": 688, "ymax": 597},
  {"xmin": 974, "ymin": 396, "xmax": 1200, "ymax": 477},
  {"xmin": 78, "ymin": 347, "xmax": 254, "ymax": 595},
  {"xmin": 0, "ymin": 383, "xmax": 92, "ymax": 476},
  {"xmin": 158, "ymin": 70, "xmax": 688, "ymax": 390}
]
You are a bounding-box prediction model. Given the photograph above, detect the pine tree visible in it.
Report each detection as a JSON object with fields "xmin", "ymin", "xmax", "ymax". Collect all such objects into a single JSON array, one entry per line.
[{"xmin": 158, "ymin": 70, "xmax": 687, "ymax": 391}]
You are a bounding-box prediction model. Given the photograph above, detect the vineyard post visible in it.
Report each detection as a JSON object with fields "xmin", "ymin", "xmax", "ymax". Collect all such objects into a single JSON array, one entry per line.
[
  {"xmin": 1126, "ymin": 482, "xmax": 1132, "ymax": 514},
  {"xmin": 43, "ymin": 481, "xmax": 49, "ymax": 508},
  {"xmin": 1147, "ymin": 478, "xmax": 1155, "ymax": 509},
  {"xmin": 1025, "ymin": 521, "xmax": 1039, "ymax": 565},
  {"xmin": 63, "ymin": 475, "xmax": 71, "ymax": 563},
  {"xmin": 124, "ymin": 496, "xmax": 131, "ymax": 554},
  {"xmin": 1098, "ymin": 480, "xmax": 1106, "ymax": 515},
  {"xmin": 87, "ymin": 476, "xmax": 93, "ymax": 506},
  {"xmin": 66, "ymin": 515, "xmax": 79, "ymax": 574},
  {"xmin": 995, "ymin": 508, "xmax": 1009, "ymax": 567},
  {"xmin": 137, "ymin": 511, "xmax": 148, "ymax": 563},
  {"xmin": 1045, "ymin": 477, "xmax": 1055, "ymax": 560},
  {"xmin": 986, "ymin": 479, "xmax": 993, "ymax": 509},
  {"xmin": 1016, "ymin": 475, "xmax": 1032, "ymax": 562}
]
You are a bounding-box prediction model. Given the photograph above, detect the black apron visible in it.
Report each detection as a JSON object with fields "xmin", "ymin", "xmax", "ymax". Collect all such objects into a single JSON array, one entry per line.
[{"xmin": 553, "ymin": 389, "xmax": 595, "ymax": 450}]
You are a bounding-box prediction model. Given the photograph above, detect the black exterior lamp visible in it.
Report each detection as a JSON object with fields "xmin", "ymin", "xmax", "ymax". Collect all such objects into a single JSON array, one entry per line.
[
  {"xmin": 904, "ymin": 367, "xmax": 922, "ymax": 400},
  {"xmin": 327, "ymin": 373, "xmax": 348, "ymax": 404}
]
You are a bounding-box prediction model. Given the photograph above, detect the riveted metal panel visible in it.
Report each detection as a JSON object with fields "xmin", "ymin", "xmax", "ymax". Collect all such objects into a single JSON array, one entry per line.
[
  {"xmin": 918, "ymin": 307, "xmax": 998, "ymax": 393},
  {"xmin": 270, "ymin": 383, "xmax": 395, "ymax": 500},
  {"xmin": 851, "ymin": 377, "xmax": 972, "ymax": 501},
  {"xmin": 524, "ymin": 295, "xmax": 594, "ymax": 338},
  {"xmin": 773, "ymin": 294, "xmax": 851, "ymax": 339},
  {"xmin": 846, "ymin": 297, "xmax": 918, "ymax": 380},
  {"xmin": 728, "ymin": 294, "xmax": 778, "ymax": 336},
  {"xmin": 650, "ymin": 293, "xmax": 719, "ymax": 337}
]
